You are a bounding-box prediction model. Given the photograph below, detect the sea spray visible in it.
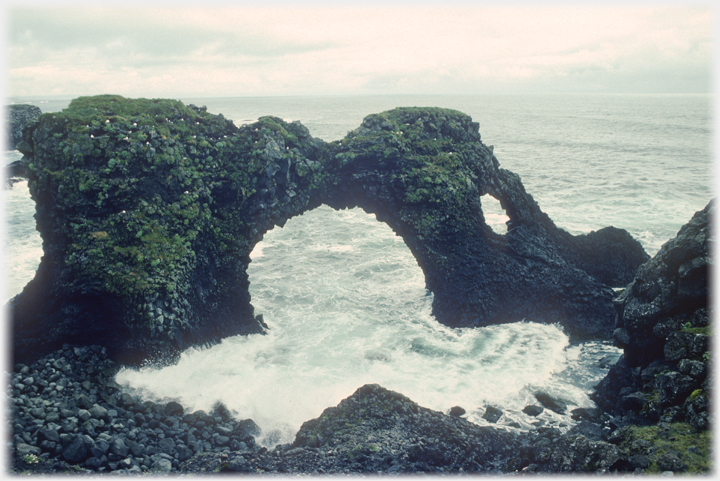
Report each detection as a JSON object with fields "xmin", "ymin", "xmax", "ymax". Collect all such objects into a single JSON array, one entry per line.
[{"xmin": 3, "ymin": 174, "xmax": 43, "ymax": 303}]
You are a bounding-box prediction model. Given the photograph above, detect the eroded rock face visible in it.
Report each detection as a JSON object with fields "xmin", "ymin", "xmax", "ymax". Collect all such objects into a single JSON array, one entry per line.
[
  {"xmin": 9, "ymin": 96, "xmax": 648, "ymax": 365},
  {"xmin": 7, "ymin": 104, "xmax": 42, "ymax": 150},
  {"xmin": 594, "ymin": 200, "xmax": 712, "ymax": 430},
  {"xmin": 292, "ymin": 383, "xmax": 519, "ymax": 472},
  {"xmin": 612, "ymin": 201, "xmax": 712, "ymax": 368},
  {"xmin": 327, "ymin": 109, "xmax": 648, "ymax": 337}
]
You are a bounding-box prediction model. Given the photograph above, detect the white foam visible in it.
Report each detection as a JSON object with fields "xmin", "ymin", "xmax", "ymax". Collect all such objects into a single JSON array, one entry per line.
[{"xmin": 116, "ymin": 207, "xmax": 619, "ymax": 448}]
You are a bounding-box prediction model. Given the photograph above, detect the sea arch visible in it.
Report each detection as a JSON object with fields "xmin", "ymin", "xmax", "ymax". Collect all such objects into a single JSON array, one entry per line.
[{"xmin": 10, "ymin": 97, "xmax": 649, "ymax": 366}]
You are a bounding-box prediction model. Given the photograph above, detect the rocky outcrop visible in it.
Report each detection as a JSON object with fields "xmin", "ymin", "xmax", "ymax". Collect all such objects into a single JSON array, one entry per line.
[
  {"xmin": 324, "ymin": 109, "xmax": 648, "ymax": 339},
  {"xmin": 7, "ymin": 103, "xmax": 42, "ymax": 150},
  {"xmin": 9, "ymin": 95, "xmax": 648, "ymax": 366},
  {"xmin": 290, "ymin": 383, "xmax": 518, "ymax": 472},
  {"xmin": 594, "ymin": 200, "xmax": 712, "ymax": 436}
]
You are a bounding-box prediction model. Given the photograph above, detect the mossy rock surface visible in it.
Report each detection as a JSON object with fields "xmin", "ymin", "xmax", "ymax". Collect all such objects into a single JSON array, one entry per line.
[{"xmin": 616, "ymin": 422, "xmax": 711, "ymax": 474}]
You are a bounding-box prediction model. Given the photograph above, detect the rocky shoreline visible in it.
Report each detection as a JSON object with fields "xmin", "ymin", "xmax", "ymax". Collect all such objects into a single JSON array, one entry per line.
[
  {"xmin": 3, "ymin": 343, "xmax": 617, "ymax": 474},
  {"xmin": 8, "ymin": 344, "xmax": 262, "ymax": 474},
  {"xmin": 7, "ymin": 341, "xmax": 710, "ymax": 475}
]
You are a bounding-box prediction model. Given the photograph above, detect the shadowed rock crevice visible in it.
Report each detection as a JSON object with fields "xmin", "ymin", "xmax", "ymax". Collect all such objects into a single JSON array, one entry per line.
[{"xmin": 9, "ymin": 96, "xmax": 648, "ymax": 365}]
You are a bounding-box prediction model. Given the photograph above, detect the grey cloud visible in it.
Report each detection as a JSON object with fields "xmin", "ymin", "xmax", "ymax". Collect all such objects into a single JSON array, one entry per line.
[{"xmin": 10, "ymin": 8, "xmax": 336, "ymax": 69}]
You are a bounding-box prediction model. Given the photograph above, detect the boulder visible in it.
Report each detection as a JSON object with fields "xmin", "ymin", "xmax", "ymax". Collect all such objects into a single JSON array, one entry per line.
[
  {"xmin": 482, "ymin": 406, "xmax": 503, "ymax": 423},
  {"xmin": 62, "ymin": 434, "xmax": 94, "ymax": 464},
  {"xmin": 292, "ymin": 383, "xmax": 520, "ymax": 472},
  {"xmin": 534, "ymin": 392, "xmax": 567, "ymax": 414},
  {"xmin": 448, "ymin": 406, "xmax": 465, "ymax": 416},
  {"xmin": 522, "ymin": 405, "xmax": 544, "ymax": 417},
  {"xmin": 611, "ymin": 201, "xmax": 712, "ymax": 368}
]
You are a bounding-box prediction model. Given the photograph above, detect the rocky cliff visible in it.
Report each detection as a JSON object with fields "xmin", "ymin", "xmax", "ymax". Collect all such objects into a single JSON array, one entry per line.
[
  {"xmin": 594, "ymin": 200, "xmax": 712, "ymax": 441},
  {"xmin": 7, "ymin": 103, "xmax": 42, "ymax": 150},
  {"xmin": 9, "ymin": 95, "xmax": 648, "ymax": 365}
]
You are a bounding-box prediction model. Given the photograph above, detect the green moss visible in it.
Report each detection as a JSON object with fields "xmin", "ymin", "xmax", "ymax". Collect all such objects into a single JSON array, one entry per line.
[
  {"xmin": 619, "ymin": 423, "xmax": 711, "ymax": 474},
  {"xmin": 52, "ymin": 94, "xmax": 216, "ymax": 140},
  {"xmin": 680, "ymin": 326, "xmax": 710, "ymax": 336},
  {"xmin": 689, "ymin": 389, "xmax": 706, "ymax": 402}
]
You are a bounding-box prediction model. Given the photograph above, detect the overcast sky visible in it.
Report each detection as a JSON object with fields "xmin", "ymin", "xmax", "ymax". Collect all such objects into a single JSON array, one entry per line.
[{"xmin": 5, "ymin": 3, "xmax": 715, "ymax": 99}]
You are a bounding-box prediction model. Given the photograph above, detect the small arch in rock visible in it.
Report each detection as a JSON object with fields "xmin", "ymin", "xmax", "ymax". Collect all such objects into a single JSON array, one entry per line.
[{"xmin": 480, "ymin": 194, "xmax": 510, "ymax": 234}]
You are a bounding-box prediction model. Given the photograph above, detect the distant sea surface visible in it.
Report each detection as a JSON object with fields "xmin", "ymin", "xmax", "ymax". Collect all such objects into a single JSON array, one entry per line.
[{"xmin": 4, "ymin": 94, "xmax": 713, "ymax": 446}]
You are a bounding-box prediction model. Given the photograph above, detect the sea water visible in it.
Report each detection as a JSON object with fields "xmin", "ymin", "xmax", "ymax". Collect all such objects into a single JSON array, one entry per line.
[{"xmin": 4, "ymin": 94, "xmax": 713, "ymax": 447}]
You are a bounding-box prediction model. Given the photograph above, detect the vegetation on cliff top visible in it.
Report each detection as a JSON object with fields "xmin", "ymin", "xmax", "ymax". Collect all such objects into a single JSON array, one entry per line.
[
  {"xmin": 335, "ymin": 107, "xmax": 490, "ymax": 242},
  {"xmin": 24, "ymin": 95, "xmax": 327, "ymax": 331},
  {"xmin": 52, "ymin": 94, "xmax": 227, "ymax": 139}
]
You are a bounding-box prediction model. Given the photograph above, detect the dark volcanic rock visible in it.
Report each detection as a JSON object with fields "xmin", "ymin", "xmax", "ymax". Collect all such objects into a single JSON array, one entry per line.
[
  {"xmin": 448, "ymin": 405, "xmax": 465, "ymax": 416},
  {"xmin": 326, "ymin": 109, "xmax": 648, "ymax": 340},
  {"xmin": 523, "ymin": 405, "xmax": 544, "ymax": 417},
  {"xmin": 9, "ymin": 344, "xmax": 261, "ymax": 475},
  {"xmin": 591, "ymin": 201, "xmax": 713, "ymax": 473},
  {"xmin": 7, "ymin": 103, "xmax": 42, "ymax": 149},
  {"xmin": 482, "ymin": 405, "xmax": 503, "ymax": 423},
  {"xmin": 534, "ymin": 392, "xmax": 567, "ymax": 414},
  {"xmin": 290, "ymin": 383, "xmax": 519, "ymax": 472},
  {"xmin": 610, "ymin": 201, "xmax": 712, "ymax": 368},
  {"xmin": 11, "ymin": 347, "xmax": 707, "ymax": 475},
  {"xmin": 9, "ymin": 96, "xmax": 647, "ymax": 366},
  {"xmin": 594, "ymin": 201, "xmax": 712, "ymax": 417}
]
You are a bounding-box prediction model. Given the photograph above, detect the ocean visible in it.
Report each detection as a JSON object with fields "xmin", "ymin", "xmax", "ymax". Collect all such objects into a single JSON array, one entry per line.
[{"xmin": 3, "ymin": 94, "xmax": 713, "ymax": 447}]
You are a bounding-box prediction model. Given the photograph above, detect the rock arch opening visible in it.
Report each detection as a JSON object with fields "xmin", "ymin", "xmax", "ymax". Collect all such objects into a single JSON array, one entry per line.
[
  {"xmin": 480, "ymin": 194, "xmax": 510, "ymax": 234},
  {"xmin": 247, "ymin": 205, "xmax": 431, "ymax": 332}
]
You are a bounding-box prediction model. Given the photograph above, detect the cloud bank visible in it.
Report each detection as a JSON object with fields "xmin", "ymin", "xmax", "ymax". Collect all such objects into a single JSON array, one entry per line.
[{"xmin": 8, "ymin": 5, "xmax": 713, "ymax": 98}]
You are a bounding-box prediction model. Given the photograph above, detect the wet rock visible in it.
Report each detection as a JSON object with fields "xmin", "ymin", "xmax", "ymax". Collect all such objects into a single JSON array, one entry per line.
[
  {"xmin": 7, "ymin": 344, "xmax": 272, "ymax": 475},
  {"xmin": 594, "ymin": 202, "xmax": 712, "ymax": 428},
  {"xmin": 448, "ymin": 406, "xmax": 465, "ymax": 416},
  {"xmin": 534, "ymin": 392, "xmax": 567, "ymax": 414},
  {"xmin": 482, "ymin": 406, "xmax": 503, "ymax": 423},
  {"xmin": 523, "ymin": 405, "xmax": 544, "ymax": 417},
  {"xmin": 611, "ymin": 201, "xmax": 712, "ymax": 369},
  {"xmin": 291, "ymin": 383, "xmax": 520, "ymax": 472},
  {"xmin": 165, "ymin": 401, "xmax": 184, "ymax": 416},
  {"xmin": 570, "ymin": 407, "xmax": 602, "ymax": 421},
  {"xmin": 236, "ymin": 418, "xmax": 261, "ymax": 438}
]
